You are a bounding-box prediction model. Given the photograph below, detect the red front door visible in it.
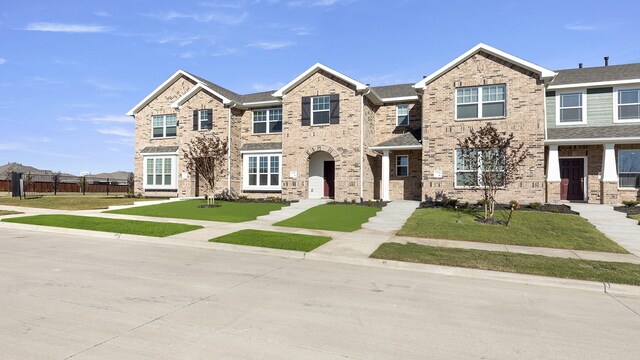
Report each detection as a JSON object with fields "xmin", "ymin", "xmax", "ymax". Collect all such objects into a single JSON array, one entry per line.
[
  {"xmin": 560, "ymin": 158, "xmax": 584, "ymax": 201},
  {"xmin": 323, "ymin": 161, "xmax": 335, "ymax": 198}
]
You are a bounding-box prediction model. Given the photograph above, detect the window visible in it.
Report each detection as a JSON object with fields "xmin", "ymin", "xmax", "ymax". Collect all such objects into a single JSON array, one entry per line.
[
  {"xmin": 152, "ymin": 114, "xmax": 177, "ymax": 138},
  {"xmin": 312, "ymin": 95, "xmax": 331, "ymax": 125},
  {"xmin": 617, "ymin": 89, "xmax": 640, "ymax": 121},
  {"xmin": 558, "ymin": 92, "xmax": 584, "ymax": 123},
  {"xmin": 619, "ymin": 150, "xmax": 640, "ymax": 188},
  {"xmin": 244, "ymin": 154, "xmax": 281, "ymax": 190},
  {"xmin": 144, "ymin": 156, "xmax": 176, "ymax": 189},
  {"xmin": 396, "ymin": 155, "xmax": 408, "ymax": 176},
  {"xmin": 199, "ymin": 110, "xmax": 212, "ymax": 130},
  {"xmin": 253, "ymin": 108, "xmax": 282, "ymax": 134},
  {"xmin": 456, "ymin": 85, "xmax": 505, "ymax": 119},
  {"xmin": 455, "ymin": 148, "xmax": 505, "ymax": 187},
  {"xmin": 396, "ymin": 105, "xmax": 409, "ymax": 126}
]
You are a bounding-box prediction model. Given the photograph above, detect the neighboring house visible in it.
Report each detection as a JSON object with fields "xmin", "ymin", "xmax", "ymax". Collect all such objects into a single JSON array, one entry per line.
[{"xmin": 128, "ymin": 43, "xmax": 640, "ymax": 204}]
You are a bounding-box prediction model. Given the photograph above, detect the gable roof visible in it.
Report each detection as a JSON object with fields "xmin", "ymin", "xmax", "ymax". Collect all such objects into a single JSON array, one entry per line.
[
  {"xmin": 548, "ymin": 63, "xmax": 640, "ymax": 89},
  {"xmin": 370, "ymin": 84, "xmax": 419, "ymax": 102},
  {"xmin": 273, "ymin": 63, "xmax": 368, "ymax": 97},
  {"xmin": 414, "ymin": 43, "xmax": 556, "ymax": 89}
]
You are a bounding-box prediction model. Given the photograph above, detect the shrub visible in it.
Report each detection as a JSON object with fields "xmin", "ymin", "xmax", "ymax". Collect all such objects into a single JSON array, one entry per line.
[
  {"xmin": 446, "ymin": 198, "xmax": 459, "ymax": 207},
  {"xmin": 351, "ymin": 198, "xmax": 356, "ymax": 204},
  {"xmin": 528, "ymin": 202, "xmax": 541, "ymax": 209},
  {"xmin": 509, "ymin": 200, "xmax": 520, "ymax": 210},
  {"xmin": 622, "ymin": 200, "xmax": 639, "ymax": 207},
  {"xmin": 476, "ymin": 199, "xmax": 487, "ymax": 207}
]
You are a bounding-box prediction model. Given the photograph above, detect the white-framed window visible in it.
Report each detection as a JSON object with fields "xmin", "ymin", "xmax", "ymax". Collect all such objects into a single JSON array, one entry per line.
[
  {"xmin": 198, "ymin": 109, "xmax": 212, "ymax": 130},
  {"xmin": 243, "ymin": 153, "xmax": 281, "ymax": 191},
  {"xmin": 396, "ymin": 155, "xmax": 408, "ymax": 176},
  {"xmin": 619, "ymin": 149, "xmax": 640, "ymax": 188},
  {"xmin": 396, "ymin": 104, "xmax": 409, "ymax": 126},
  {"xmin": 454, "ymin": 148, "xmax": 505, "ymax": 187},
  {"xmin": 152, "ymin": 114, "xmax": 177, "ymax": 138},
  {"xmin": 556, "ymin": 91, "xmax": 586, "ymax": 124},
  {"xmin": 253, "ymin": 108, "xmax": 283, "ymax": 134},
  {"xmin": 143, "ymin": 156, "xmax": 177, "ymax": 189},
  {"xmin": 615, "ymin": 88, "xmax": 640, "ymax": 123},
  {"xmin": 456, "ymin": 85, "xmax": 506, "ymax": 120},
  {"xmin": 312, "ymin": 95, "xmax": 331, "ymax": 125}
]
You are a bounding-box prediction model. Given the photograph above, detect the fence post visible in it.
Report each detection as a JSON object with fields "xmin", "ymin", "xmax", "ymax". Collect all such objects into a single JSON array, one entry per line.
[
  {"xmin": 82, "ymin": 176, "xmax": 86, "ymax": 195},
  {"xmin": 106, "ymin": 178, "xmax": 110, "ymax": 196}
]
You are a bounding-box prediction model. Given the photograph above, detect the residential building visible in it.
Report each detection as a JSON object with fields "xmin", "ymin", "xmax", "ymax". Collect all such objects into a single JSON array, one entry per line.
[{"xmin": 127, "ymin": 44, "xmax": 640, "ymax": 204}]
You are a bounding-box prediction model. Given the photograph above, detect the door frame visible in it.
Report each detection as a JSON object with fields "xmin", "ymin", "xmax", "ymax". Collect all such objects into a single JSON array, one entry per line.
[{"xmin": 559, "ymin": 156, "xmax": 588, "ymax": 201}]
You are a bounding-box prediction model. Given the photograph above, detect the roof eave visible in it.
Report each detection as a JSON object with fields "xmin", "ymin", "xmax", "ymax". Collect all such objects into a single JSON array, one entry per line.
[
  {"xmin": 548, "ymin": 78, "xmax": 640, "ymax": 90},
  {"xmin": 545, "ymin": 137, "xmax": 640, "ymax": 145},
  {"xmin": 170, "ymin": 83, "xmax": 234, "ymax": 109},
  {"xmin": 127, "ymin": 69, "xmax": 194, "ymax": 116},
  {"xmin": 273, "ymin": 63, "xmax": 368, "ymax": 97},
  {"xmin": 369, "ymin": 144, "xmax": 422, "ymax": 152}
]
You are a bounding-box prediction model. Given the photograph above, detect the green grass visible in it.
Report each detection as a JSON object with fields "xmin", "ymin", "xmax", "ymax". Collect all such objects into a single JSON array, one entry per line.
[
  {"xmin": 0, "ymin": 210, "xmax": 23, "ymax": 216},
  {"xmin": 274, "ymin": 204, "xmax": 380, "ymax": 232},
  {"xmin": 371, "ymin": 242, "xmax": 640, "ymax": 286},
  {"xmin": 631, "ymin": 214, "xmax": 640, "ymax": 225},
  {"xmin": 398, "ymin": 208, "xmax": 627, "ymax": 253},
  {"xmin": 2, "ymin": 215, "xmax": 202, "ymax": 237},
  {"xmin": 106, "ymin": 200, "xmax": 286, "ymax": 223},
  {"xmin": 0, "ymin": 196, "xmax": 153, "ymax": 210},
  {"xmin": 210, "ymin": 229, "xmax": 331, "ymax": 252}
]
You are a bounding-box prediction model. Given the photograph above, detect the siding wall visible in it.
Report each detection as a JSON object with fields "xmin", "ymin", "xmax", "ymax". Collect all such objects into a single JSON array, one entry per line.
[{"xmin": 546, "ymin": 87, "xmax": 613, "ymax": 128}]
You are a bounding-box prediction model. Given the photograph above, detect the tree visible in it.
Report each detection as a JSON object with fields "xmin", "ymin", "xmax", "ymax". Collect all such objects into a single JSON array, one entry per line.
[
  {"xmin": 457, "ymin": 123, "xmax": 530, "ymax": 221},
  {"xmin": 183, "ymin": 134, "xmax": 228, "ymax": 206}
]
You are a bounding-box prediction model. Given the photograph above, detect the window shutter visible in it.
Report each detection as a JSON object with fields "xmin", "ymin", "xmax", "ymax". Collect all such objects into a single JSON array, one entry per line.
[
  {"xmin": 329, "ymin": 94, "xmax": 340, "ymax": 124},
  {"xmin": 193, "ymin": 110, "xmax": 198, "ymax": 130},
  {"xmin": 301, "ymin": 96, "xmax": 311, "ymax": 126},
  {"xmin": 206, "ymin": 109, "xmax": 213, "ymax": 129}
]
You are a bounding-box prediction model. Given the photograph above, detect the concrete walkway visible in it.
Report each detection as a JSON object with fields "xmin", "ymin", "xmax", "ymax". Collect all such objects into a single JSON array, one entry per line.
[
  {"xmin": 254, "ymin": 198, "xmax": 330, "ymax": 224},
  {"xmin": 569, "ymin": 203, "xmax": 640, "ymax": 257}
]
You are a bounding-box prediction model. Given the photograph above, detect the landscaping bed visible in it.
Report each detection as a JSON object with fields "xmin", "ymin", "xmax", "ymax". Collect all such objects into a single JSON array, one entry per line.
[
  {"xmin": 2, "ymin": 215, "xmax": 202, "ymax": 237},
  {"xmin": 371, "ymin": 242, "xmax": 640, "ymax": 286},
  {"xmin": 419, "ymin": 201, "xmax": 577, "ymax": 214},
  {"xmin": 275, "ymin": 204, "xmax": 380, "ymax": 232},
  {"xmin": 210, "ymin": 229, "xmax": 331, "ymax": 252}
]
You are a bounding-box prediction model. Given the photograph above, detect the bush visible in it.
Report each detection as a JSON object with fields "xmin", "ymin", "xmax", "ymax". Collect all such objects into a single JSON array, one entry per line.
[
  {"xmin": 445, "ymin": 198, "xmax": 459, "ymax": 207},
  {"xmin": 528, "ymin": 202, "xmax": 541, "ymax": 209},
  {"xmin": 509, "ymin": 200, "xmax": 520, "ymax": 210},
  {"xmin": 622, "ymin": 200, "xmax": 639, "ymax": 207}
]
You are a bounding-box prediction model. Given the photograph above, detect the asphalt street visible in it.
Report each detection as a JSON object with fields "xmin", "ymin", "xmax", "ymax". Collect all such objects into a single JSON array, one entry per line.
[{"xmin": 1, "ymin": 227, "xmax": 639, "ymax": 359}]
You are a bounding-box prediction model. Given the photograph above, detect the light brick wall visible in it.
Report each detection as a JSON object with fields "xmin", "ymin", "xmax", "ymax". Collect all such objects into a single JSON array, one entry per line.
[{"xmin": 421, "ymin": 52, "xmax": 546, "ymax": 204}]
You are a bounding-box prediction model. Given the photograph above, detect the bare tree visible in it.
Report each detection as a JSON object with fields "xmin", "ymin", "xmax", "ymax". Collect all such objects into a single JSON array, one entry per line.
[
  {"xmin": 183, "ymin": 134, "xmax": 228, "ymax": 206},
  {"xmin": 457, "ymin": 123, "xmax": 530, "ymax": 220}
]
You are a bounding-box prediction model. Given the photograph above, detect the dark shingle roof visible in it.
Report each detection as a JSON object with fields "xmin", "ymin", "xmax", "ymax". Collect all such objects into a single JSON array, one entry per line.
[
  {"xmin": 185, "ymin": 71, "xmax": 244, "ymax": 102},
  {"xmin": 240, "ymin": 142, "xmax": 282, "ymax": 152},
  {"xmin": 547, "ymin": 125, "xmax": 640, "ymax": 140},
  {"xmin": 371, "ymin": 83, "xmax": 417, "ymax": 100},
  {"xmin": 240, "ymin": 91, "xmax": 278, "ymax": 103},
  {"xmin": 551, "ymin": 63, "xmax": 640, "ymax": 86},
  {"xmin": 140, "ymin": 146, "xmax": 179, "ymax": 153},
  {"xmin": 372, "ymin": 132, "xmax": 421, "ymax": 148}
]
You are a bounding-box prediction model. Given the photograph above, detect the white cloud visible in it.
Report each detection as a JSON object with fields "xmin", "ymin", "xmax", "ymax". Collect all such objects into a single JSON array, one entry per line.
[
  {"xmin": 86, "ymin": 79, "xmax": 136, "ymax": 91},
  {"xmin": 147, "ymin": 11, "xmax": 247, "ymax": 25},
  {"xmin": 149, "ymin": 34, "xmax": 201, "ymax": 46},
  {"xmin": 24, "ymin": 22, "xmax": 114, "ymax": 33},
  {"xmin": 252, "ymin": 82, "xmax": 284, "ymax": 92},
  {"xmin": 97, "ymin": 127, "xmax": 134, "ymax": 138},
  {"xmin": 0, "ymin": 142, "xmax": 20, "ymax": 150},
  {"xmin": 94, "ymin": 10, "xmax": 111, "ymax": 17},
  {"xmin": 288, "ymin": 0, "xmax": 352, "ymax": 7},
  {"xmin": 180, "ymin": 51, "xmax": 196, "ymax": 59},
  {"xmin": 58, "ymin": 114, "xmax": 134, "ymax": 124},
  {"xmin": 564, "ymin": 23, "xmax": 597, "ymax": 31},
  {"xmin": 0, "ymin": 58, "xmax": 6, "ymax": 65},
  {"xmin": 247, "ymin": 41, "xmax": 292, "ymax": 50},
  {"xmin": 211, "ymin": 47, "xmax": 240, "ymax": 56}
]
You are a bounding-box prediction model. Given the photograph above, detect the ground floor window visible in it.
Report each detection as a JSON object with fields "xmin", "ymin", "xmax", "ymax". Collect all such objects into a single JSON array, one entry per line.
[
  {"xmin": 619, "ymin": 149, "xmax": 640, "ymax": 188},
  {"xmin": 396, "ymin": 155, "xmax": 408, "ymax": 176},
  {"xmin": 455, "ymin": 148, "xmax": 505, "ymax": 187},
  {"xmin": 144, "ymin": 156, "xmax": 177, "ymax": 189},
  {"xmin": 243, "ymin": 153, "xmax": 281, "ymax": 191}
]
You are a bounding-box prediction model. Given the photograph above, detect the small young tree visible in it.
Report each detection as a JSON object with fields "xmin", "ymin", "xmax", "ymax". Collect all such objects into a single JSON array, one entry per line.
[
  {"xmin": 457, "ymin": 123, "xmax": 530, "ymax": 221},
  {"xmin": 183, "ymin": 134, "xmax": 228, "ymax": 206},
  {"xmin": 126, "ymin": 172, "xmax": 135, "ymax": 198}
]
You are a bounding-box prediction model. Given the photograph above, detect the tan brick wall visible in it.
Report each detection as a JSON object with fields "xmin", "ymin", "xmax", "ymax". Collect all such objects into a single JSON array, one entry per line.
[
  {"xmin": 373, "ymin": 102, "xmax": 422, "ymax": 144},
  {"xmin": 421, "ymin": 52, "xmax": 546, "ymax": 204}
]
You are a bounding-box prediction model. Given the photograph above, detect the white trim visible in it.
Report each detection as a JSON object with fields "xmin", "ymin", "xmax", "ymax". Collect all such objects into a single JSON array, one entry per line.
[
  {"xmin": 242, "ymin": 153, "xmax": 282, "ymax": 191},
  {"xmin": 227, "ymin": 108, "xmax": 232, "ymax": 191},
  {"xmin": 360, "ymin": 91, "xmax": 365, "ymax": 201},
  {"xmin": 127, "ymin": 70, "xmax": 192, "ymax": 116},
  {"xmin": 555, "ymin": 90, "xmax": 587, "ymax": 126},
  {"xmin": 455, "ymin": 84, "xmax": 506, "ymax": 120},
  {"xmin": 547, "ymin": 145, "xmax": 561, "ymax": 181},
  {"xmin": 381, "ymin": 95, "xmax": 419, "ymax": 103},
  {"xmin": 142, "ymin": 155, "xmax": 178, "ymax": 190},
  {"xmin": 602, "ymin": 143, "xmax": 618, "ymax": 182},
  {"xmin": 396, "ymin": 104, "xmax": 410, "ymax": 126},
  {"xmin": 139, "ymin": 151, "xmax": 177, "ymax": 156},
  {"xmin": 240, "ymin": 149, "xmax": 283, "ymax": 154},
  {"xmin": 273, "ymin": 63, "xmax": 368, "ymax": 97},
  {"xmin": 311, "ymin": 95, "xmax": 331, "ymax": 125},
  {"xmin": 151, "ymin": 114, "xmax": 178, "ymax": 138},
  {"xmin": 613, "ymin": 86, "xmax": 640, "ymax": 123},
  {"xmin": 548, "ymin": 79, "xmax": 640, "ymax": 90},
  {"xmin": 414, "ymin": 43, "xmax": 556, "ymax": 89},
  {"xmin": 170, "ymin": 83, "xmax": 233, "ymax": 109},
  {"xmin": 559, "ymin": 156, "xmax": 588, "ymax": 201},
  {"xmin": 381, "ymin": 150, "xmax": 390, "ymax": 201},
  {"xmin": 197, "ymin": 109, "xmax": 213, "ymax": 131},
  {"xmin": 243, "ymin": 100, "xmax": 281, "ymax": 107},
  {"xmin": 370, "ymin": 144, "xmax": 422, "ymax": 151},
  {"xmin": 396, "ymin": 155, "xmax": 409, "ymax": 177},
  {"xmin": 545, "ymin": 137, "xmax": 640, "ymax": 145}
]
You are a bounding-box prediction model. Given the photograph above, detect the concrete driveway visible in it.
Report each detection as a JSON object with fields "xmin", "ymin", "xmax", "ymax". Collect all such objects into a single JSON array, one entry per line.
[{"xmin": 1, "ymin": 228, "xmax": 639, "ymax": 359}]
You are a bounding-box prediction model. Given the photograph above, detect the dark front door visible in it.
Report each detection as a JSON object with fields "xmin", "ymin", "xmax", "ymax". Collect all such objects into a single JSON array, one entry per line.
[
  {"xmin": 323, "ymin": 161, "xmax": 335, "ymax": 198},
  {"xmin": 560, "ymin": 158, "xmax": 584, "ymax": 201}
]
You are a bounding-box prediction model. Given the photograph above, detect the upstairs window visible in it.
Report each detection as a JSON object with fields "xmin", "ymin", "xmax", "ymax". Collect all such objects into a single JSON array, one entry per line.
[
  {"xmin": 193, "ymin": 109, "xmax": 212, "ymax": 131},
  {"xmin": 456, "ymin": 85, "xmax": 506, "ymax": 119},
  {"xmin": 253, "ymin": 108, "xmax": 282, "ymax": 134},
  {"xmin": 152, "ymin": 114, "xmax": 177, "ymax": 138},
  {"xmin": 312, "ymin": 95, "xmax": 331, "ymax": 125},
  {"xmin": 618, "ymin": 89, "xmax": 640, "ymax": 121},
  {"xmin": 396, "ymin": 105, "xmax": 409, "ymax": 126},
  {"xmin": 558, "ymin": 92, "xmax": 584, "ymax": 124}
]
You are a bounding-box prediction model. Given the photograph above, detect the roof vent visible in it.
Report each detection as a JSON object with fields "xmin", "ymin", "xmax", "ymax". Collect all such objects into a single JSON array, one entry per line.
[
  {"xmin": 578, "ymin": 63, "xmax": 583, "ymax": 69},
  {"xmin": 604, "ymin": 56, "xmax": 609, "ymax": 66}
]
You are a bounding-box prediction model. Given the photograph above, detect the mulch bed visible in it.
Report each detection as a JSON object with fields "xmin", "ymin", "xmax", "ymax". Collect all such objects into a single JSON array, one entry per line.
[
  {"xmin": 419, "ymin": 201, "xmax": 578, "ymax": 215},
  {"xmin": 328, "ymin": 200, "xmax": 389, "ymax": 208},
  {"xmin": 614, "ymin": 206, "xmax": 640, "ymax": 216}
]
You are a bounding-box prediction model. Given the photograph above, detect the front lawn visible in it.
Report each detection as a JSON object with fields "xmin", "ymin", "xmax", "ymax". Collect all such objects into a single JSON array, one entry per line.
[
  {"xmin": 398, "ymin": 208, "xmax": 626, "ymax": 253},
  {"xmin": 371, "ymin": 242, "xmax": 640, "ymax": 286},
  {"xmin": 210, "ymin": 229, "xmax": 331, "ymax": 252},
  {"xmin": 2, "ymin": 215, "xmax": 202, "ymax": 237},
  {"xmin": 631, "ymin": 214, "xmax": 640, "ymax": 225},
  {"xmin": 274, "ymin": 204, "xmax": 380, "ymax": 232},
  {"xmin": 106, "ymin": 200, "xmax": 285, "ymax": 223},
  {"xmin": 0, "ymin": 196, "xmax": 152, "ymax": 210}
]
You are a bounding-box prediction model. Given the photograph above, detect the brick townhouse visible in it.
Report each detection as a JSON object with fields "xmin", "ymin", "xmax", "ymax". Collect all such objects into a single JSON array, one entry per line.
[{"xmin": 128, "ymin": 43, "xmax": 640, "ymax": 204}]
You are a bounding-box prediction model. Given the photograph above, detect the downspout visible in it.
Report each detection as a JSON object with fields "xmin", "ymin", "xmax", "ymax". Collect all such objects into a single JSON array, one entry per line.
[
  {"xmin": 360, "ymin": 89, "xmax": 371, "ymax": 202},
  {"xmin": 227, "ymin": 105, "xmax": 233, "ymax": 191}
]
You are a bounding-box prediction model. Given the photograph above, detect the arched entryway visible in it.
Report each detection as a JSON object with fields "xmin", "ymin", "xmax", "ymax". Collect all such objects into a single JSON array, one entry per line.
[{"xmin": 308, "ymin": 151, "xmax": 335, "ymax": 199}]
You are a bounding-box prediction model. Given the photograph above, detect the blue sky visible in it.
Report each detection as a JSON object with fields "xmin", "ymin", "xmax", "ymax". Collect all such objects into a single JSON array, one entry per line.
[{"xmin": 1, "ymin": 0, "xmax": 639, "ymax": 174}]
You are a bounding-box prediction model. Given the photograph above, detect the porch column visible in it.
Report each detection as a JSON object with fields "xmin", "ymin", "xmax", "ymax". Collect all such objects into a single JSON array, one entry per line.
[
  {"xmin": 547, "ymin": 145, "xmax": 561, "ymax": 181},
  {"xmin": 381, "ymin": 150, "xmax": 390, "ymax": 201},
  {"xmin": 602, "ymin": 143, "xmax": 618, "ymax": 182}
]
